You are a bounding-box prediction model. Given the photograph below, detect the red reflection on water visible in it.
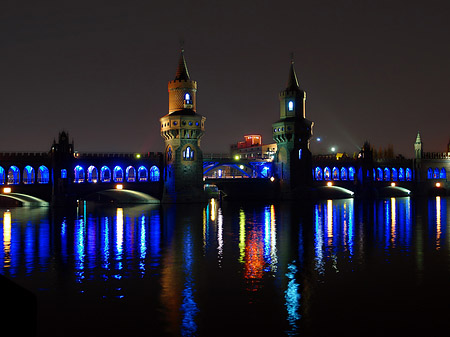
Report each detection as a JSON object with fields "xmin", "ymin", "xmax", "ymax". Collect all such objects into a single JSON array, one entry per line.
[{"xmin": 244, "ymin": 226, "xmax": 265, "ymax": 291}]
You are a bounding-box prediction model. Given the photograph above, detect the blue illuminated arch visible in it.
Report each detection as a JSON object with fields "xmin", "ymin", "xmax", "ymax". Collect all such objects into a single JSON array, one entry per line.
[
  {"xmin": 87, "ymin": 166, "xmax": 98, "ymax": 183},
  {"xmin": 74, "ymin": 165, "xmax": 85, "ymax": 183},
  {"xmin": 376, "ymin": 167, "xmax": 383, "ymax": 181},
  {"xmin": 440, "ymin": 168, "xmax": 446, "ymax": 179},
  {"xmin": 150, "ymin": 166, "xmax": 160, "ymax": 182},
  {"xmin": 384, "ymin": 167, "xmax": 390, "ymax": 181},
  {"xmin": 315, "ymin": 167, "xmax": 323, "ymax": 181},
  {"xmin": 340, "ymin": 167, "xmax": 348, "ymax": 180},
  {"xmin": 324, "ymin": 167, "xmax": 331, "ymax": 181},
  {"xmin": 433, "ymin": 168, "xmax": 439, "ymax": 179},
  {"xmin": 427, "ymin": 168, "xmax": 433, "ymax": 179},
  {"xmin": 61, "ymin": 169, "xmax": 67, "ymax": 179},
  {"xmin": 113, "ymin": 166, "xmax": 123, "ymax": 182},
  {"xmin": 23, "ymin": 166, "xmax": 35, "ymax": 184},
  {"xmin": 100, "ymin": 166, "xmax": 111, "ymax": 182},
  {"xmin": 406, "ymin": 168, "xmax": 412, "ymax": 181},
  {"xmin": 332, "ymin": 167, "xmax": 339, "ymax": 180},
  {"xmin": 126, "ymin": 166, "xmax": 136, "ymax": 182},
  {"xmin": 38, "ymin": 166, "xmax": 49, "ymax": 184},
  {"xmin": 261, "ymin": 166, "xmax": 270, "ymax": 178},
  {"xmin": 391, "ymin": 168, "xmax": 397, "ymax": 181},
  {"xmin": 8, "ymin": 166, "xmax": 20, "ymax": 185},
  {"xmin": 349, "ymin": 167, "xmax": 355, "ymax": 181},
  {"xmin": 138, "ymin": 166, "xmax": 148, "ymax": 182},
  {"xmin": 399, "ymin": 168, "xmax": 405, "ymax": 181},
  {"xmin": 0, "ymin": 166, "xmax": 4, "ymax": 185}
]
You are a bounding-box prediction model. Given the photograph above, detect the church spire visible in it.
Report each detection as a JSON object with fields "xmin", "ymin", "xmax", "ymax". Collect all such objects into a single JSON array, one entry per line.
[{"xmin": 174, "ymin": 49, "xmax": 190, "ymax": 81}]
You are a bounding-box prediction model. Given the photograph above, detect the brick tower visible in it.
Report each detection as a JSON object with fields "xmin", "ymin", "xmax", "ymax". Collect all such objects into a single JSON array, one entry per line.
[
  {"xmin": 273, "ymin": 58, "xmax": 313, "ymax": 198},
  {"xmin": 160, "ymin": 50, "xmax": 206, "ymax": 203}
]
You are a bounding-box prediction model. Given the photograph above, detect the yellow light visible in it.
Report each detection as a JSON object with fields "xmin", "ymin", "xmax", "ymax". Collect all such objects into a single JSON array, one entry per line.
[
  {"xmin": 270, "ymin": 176, "xmax": 275, "ymax": 182},
  {"xmin": 327, "ymin": 182, "xmax": 333, "ymax": 187},
  {"xmin": 391, "ymin": 182, "xmax": 396, "ymax": 187},
  {"xmin": 3, "ymin": 187, "xmax": 11, "ymax": 194},
  {"xmin": 436, "ymin": 182, "xmax": 441, "ymax": 188},
  {"xmin": 234, "ymin": 155, "xmax": 240, "ymax": 160},
  {"xmin": 116, "ymin": 184, "xmax": 123, "ymax": 190},
  {"xmin": 136, "ymin": 154, "xmax": 141, "ymax": 159}
]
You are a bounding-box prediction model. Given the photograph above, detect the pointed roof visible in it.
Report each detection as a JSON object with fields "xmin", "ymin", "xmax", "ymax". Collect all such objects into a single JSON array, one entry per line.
[
  {"xmin": 415, "ymin": 131, "xmax": 422, "ymax": 143},
  {"xmin": 286, "ymin": 58, "xmax": 300, "ymax": 91},
  {"xmin": 174, "ymin": 49, "xmax": 190, "ymax": 81}
]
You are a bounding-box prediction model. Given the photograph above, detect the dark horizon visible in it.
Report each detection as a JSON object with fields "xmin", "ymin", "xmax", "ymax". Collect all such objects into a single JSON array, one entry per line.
[{"xmin": 1, "ymin": 1, "xmax": 449, "ymax": 157}]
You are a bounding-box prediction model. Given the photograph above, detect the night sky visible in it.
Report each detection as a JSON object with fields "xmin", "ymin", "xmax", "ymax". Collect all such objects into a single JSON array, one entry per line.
[{"xmin": 1, "ymin": 1, "xmax": 449, "ymax": 157}]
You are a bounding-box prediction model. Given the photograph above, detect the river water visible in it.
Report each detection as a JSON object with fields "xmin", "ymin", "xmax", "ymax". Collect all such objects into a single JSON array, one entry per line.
[{"xmin": 1, "ymin": 197, "xmax": 449, "ymax": 336}]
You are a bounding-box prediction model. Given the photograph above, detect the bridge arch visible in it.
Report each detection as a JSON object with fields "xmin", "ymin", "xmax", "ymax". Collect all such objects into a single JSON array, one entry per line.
[
  {"xmin": 0, "ymin": 166, "xmax": 4, "ymax": 185},
  {"xmin": 74, "ymin": 165, "xmax": 85, "ymax": 183},
  {"xmin": 138, "ymin": 166, "xmax": 148, "ymax": 182},
  {"xmin": 126, "ymin": 166, "xmax": 136, "ymax": 182},
  {"xmin": 149, "ymin": 166, "xmax": 160, "ymax": 181},
  {"xmin": 8, "ymin": 166, "xmax": 20, "ymax": 185},
  {"xmin": 87, "ymin": 166, "xmax": 98, "ymax": 183},
  {"xmin": 113, "ymin": 166, "xmax": 124, "ymax": 183},
  {"xmin": 23, "ymin": 165, "xmax": 35, "ymax": 184},
  {"xmin": 38, "ymin": 165, "xmax": 50, "ymax": 184},
  {"xmin": 101, "ymin": 166, "xmax": 111, "ymax": 182}
]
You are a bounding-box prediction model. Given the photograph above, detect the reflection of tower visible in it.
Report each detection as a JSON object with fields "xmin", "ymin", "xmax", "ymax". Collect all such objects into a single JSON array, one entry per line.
[
  {"xmin": 273, "ymin": 58, "xmax": 313, "ymax": 199},
  {"xmin": 160, "ymin": 50, "xmax": 206, "ymax": 203}
]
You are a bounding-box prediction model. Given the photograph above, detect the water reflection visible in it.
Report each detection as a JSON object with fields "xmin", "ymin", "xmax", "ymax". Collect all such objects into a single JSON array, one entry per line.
[{"xmin": 0, "ymin": 197, "xmax": 449, "ymax": 336}]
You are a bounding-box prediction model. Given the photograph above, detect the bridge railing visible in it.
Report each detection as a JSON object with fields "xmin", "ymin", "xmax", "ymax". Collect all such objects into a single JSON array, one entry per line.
[
  {"xmin": 0, "ymin": 152, "xmax": 49, "ymax": 158},
  {"xmin": 203, "ymin": 153, "xmax": 231, "ymax": 160},
  {"xmin": 422, "ymin": 152, "xmax": 450, "ymax": 160}
]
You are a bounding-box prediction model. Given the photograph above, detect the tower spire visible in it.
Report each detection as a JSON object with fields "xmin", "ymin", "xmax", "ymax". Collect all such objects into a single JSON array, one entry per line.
[
  {"xmin": 175, "ymin": 49, "xmax": 190, "ymax": 81},
  {"xmin": 286, "ymin": 56, "xmax": 299, "ymax": 91}
]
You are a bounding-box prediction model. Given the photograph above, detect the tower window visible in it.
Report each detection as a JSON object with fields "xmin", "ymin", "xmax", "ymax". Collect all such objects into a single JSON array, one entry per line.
[
  {"xmin": 185, "ymin": 93, "xmax": 191, "ymax": 104},
  {"xmin": 288, "ymin": 101, "xmax": 294, "ymax": 111},
  {"xmin": 183, "ymin": 146, "xmax": 195, "ymax": 161}
]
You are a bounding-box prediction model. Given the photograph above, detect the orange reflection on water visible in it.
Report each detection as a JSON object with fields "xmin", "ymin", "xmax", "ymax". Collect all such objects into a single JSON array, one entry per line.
[
  {"xmin": 327, "ymin": 200, "xmax": 333, "ymax": 248},
  {"xmin": 436, "ymin": 196, "xmax": 441, "ymax": 249},
  {"xmin": 390, "ymin": 198, "xmax": 396, "ymax": 248},
  {"xmin": 3, "ymin": 211, "xmax": 11, "ymax": 268}
]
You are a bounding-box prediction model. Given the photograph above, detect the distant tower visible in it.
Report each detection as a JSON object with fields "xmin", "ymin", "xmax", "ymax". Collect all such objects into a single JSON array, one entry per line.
[
  {"xmin": 272, "ymin": 58, "xmax": 313, "ymax": 198},
  {"xmin": 414, "ymin": 131, "xmax": 423, "ymax": 159},
  {"xmin": 160, "ymin": 50, "xmax": 206, "ymax": 203},
  {"xmin": 50, "ymin": 131, "xmax": 75, "ymax": 205}
]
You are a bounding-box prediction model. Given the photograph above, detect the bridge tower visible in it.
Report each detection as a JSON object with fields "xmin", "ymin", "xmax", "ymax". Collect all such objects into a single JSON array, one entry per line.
[
  {"xmin": 414, "ymin": 131, "xmax": 423, "ymax": 181},
  {"xmin": 160, "ymin": 50, "xmax": 206, "ymax": 203},
  {"xmin": 50, "ymin": 131, "xmax": 75, "ymax": 205},
  {"xmin": 272, "ymin": 58, "xmax": 313, "ymax": 198}
]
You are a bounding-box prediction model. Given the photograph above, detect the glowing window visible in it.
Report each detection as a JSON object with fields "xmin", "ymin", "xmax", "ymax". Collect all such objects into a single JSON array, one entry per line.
[
  {"xmin": 340, "ymin": 167, "xmax": 348, "ymax": 180},
  {"xmin": 126, "ymin": 166, "xmax": 136, "ymax": 182},
  {"xmin": 348, "ymin": 167, "xmax": 355, "ymax": 181},
  {"xmin": 298, "ymin": 149, "xmax": 302, "ymax": 159},
  {"xmin": 398, "ymin": 168, "xmax": 405, "ymax": 181},
  {"xmin": 113, "ymin": 166, "xmax": 124, "ymax": 183},
  {"xmin": 391, "ymin": 168, "xmax": 397, "ymax": 181},
  {"xmin": 61, "ymin": 169, "xmax": 67, "ymax": 179},
  {"xmin": 138, "ymin": 166, "xmax": 148, "ymax": 182},
  {"xmin": 185, "ymin": 93, "xmax": 191, "ymax": 102},
  {"xmin": 23, "ymin": 165, "xmax": 35, "ymax": 184},
  {"xmin": 0, "ymin": 166, "xmax": 5, "ymax": 185},
  {"xmin": 74, "ymin": 165, "xmax": 85, "ymax": 183},
  {"xmin": 87, "ymin": 166, "xmax": 98, "ymax": 183},
  {"xmin": 440, "ymin": 168, "xmax": 446, "ymax": 179},
  {"xmin": 100, "ymin": 166, "xmax": 111, "ymax": 182},
  {"xmin": 261, "ymin": 166, "xmax": 270, "ymax": 178},
  {"xmin": 288, "ymin": 101, "xmax": 294, "ymax": 111},
  {"xmin": 7, "ymin": 166, "xmax": 20, "ymax": 185},
  {"xmin": 167, "ymin": 146, "xmax": 173, "ymax": 162},
  {"xmin": 324, "ymin": 167, "xmax": 331, "ymax": 181},
  {"xmin": 149, "ymin": 166, "xmax": 160, "ymax": 182},
  {"xmin": 183, "ymin": 146, "xmax": 195, "ymax": 161},
  {"xmin": 384, "ymin": 168, "xmax": 390, "ymax": 181},
  {"xmin": 38, "ymin": 166, "xmax": 50, "ymax": 184},
  {"xmin": 406, "ymin": 168, "xmax": 412, "ymax": 181},
  {"xmin": 427, "ymin": 168, "xmax": 433, "ymax": 179},
  {"xmin": 433, "ymin": 168, "xmax": 439, "ymax": 179},
  {"xmin": 332, "ymin": 167, "xmax": 339, "ymax": 180},
  {"xmin": 377, "ymin": 168, "xmax": 383, "ymax": 181},
  {"xmin": 315, "ymin": 167, "xmax": 323, "ymax": 181}
]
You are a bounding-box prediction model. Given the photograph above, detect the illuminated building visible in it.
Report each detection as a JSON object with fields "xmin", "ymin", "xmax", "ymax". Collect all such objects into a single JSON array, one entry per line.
[{"xmin": 230, "ymin": 135, "xmax": 277, "ymax": 160}]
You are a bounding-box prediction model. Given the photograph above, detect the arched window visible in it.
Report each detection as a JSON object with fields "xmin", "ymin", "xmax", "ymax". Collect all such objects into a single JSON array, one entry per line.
[
  {"xmin": 433, "ymin": 168, "xmax": 439, "ymax": 179},
  {"xmin": 126, "ymin": 166, "xmax": 136, "ymax": 182},
  {"xmin": 261, "ymin": 166, "xmax": 270, "ymax": 178},
  {"xmin": 332, "ymin": 167, "xmax": 339, "ymax": 180},
  {"xmin": 349, "ymin": 167, "xmax": 355, "ymax": 181},
  {"xmin": 373, "ymin": 168, "xmax": 376, "ymax": 181},
  {"xmin": 113, "ymin": 166, "xmax": 123, "ymax": 182},
  {"xmin": 150, "ymin": 166, "xmax": 160, "ymax": 182},
  {"xmin": 23, "ymin": 166, "xmax": 35, "ymax": 184},
  {"xmin": 384, "ymin": 168, "xmax": 390, "ymax": 181},
  {"xmin": 376, "ymin": 168, "xmax": 383, "ymax": 181},
  {"xmin": 391, "ymin": 168, "xmax": 397, "ymax": 182},
  {"xmin": 8, "ymin": 166, "xmax": 20, "ymax": 185},
  {"xmin": 399, "ymin": 168, "xmax": 405, "ymax": 181},
  {"xmin": 427, "ymin": 168, "xmax": 433, "ymax": 179},
  {"xmin": 0, "ymin": 166, "xmax": 5, "ymax": 185},
  {"xmin": 185, "ymin": 92, "xmax": 191, "ymax": 103},
  {"xmin": 138, "ymin": 166, "xmax": 148, "ymax": 182},
  {"xmin": 324, "ymin": 167, "xmax": 331, "ymax": 181},
  {"xmin": 74, "ymin": 165, "xmax": 85, "ymax": 183},
  {"xmin": 406, "ymin": 168, "xmax": 412, "ymax": 181},
  {"xmin": 87, "ymin": 166, "xmax": 98, "ymax": 183},
  {"xmin": 315, "ymin": 167, "xmax": 323, "ymax": 181},
  {"xmin": 340, "ymin": 167, "xmax": 348, "ymax": 180},
  {"xmin": 288, "ymin": 101, "xmax": 294, "ymax": 111},
  {"xmin": 440, "ymin": 168, "xmax": 446, "ymax": 179},
  {"xmin": 61, "ymin": 169, "xmax": 67, "ymax": 179},
  {"xmin": 167, "ymin": 146, "xmax": 173, "ymax": 162},
  {"xmin": 183, "ymin": 146, "xmax": 194, "ymax": 161},
  {"xmin": 37, "ymin": 166, "xmax": 49, "ymax": 184},
  {"xmin": 100, "ymin": 166, "xmax": 111, "ymax": 182}
]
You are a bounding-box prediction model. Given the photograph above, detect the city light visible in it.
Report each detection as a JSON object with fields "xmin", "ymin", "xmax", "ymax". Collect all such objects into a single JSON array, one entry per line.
[
  {"xmin": 331, "ymin": 147, "xmax": 336, "ymax": 153},
  {"xmin": 239, "ymin": 165, "xmax": 244, "ymax": 170},
  {"xmin": 317, "ymin": 137, "xmax": 321, "ymax": 142},
  {"xmin": 436, "ymin": 182, "xmax": 441, "ymax": 188},
  {"xmin": 2, "ymin": 187, "xmax": 12, "ymax": 194},
  {"xmin": 135, "ymin": 153, "xmax": 141, "ymax": 159},
  {"xmin": 234, "ymin": 155, "xmax": 240, "ymax": 160},
  {"xmin": 391, "ymin": 182, "xmax": 396, "ymax": 187},
  {"xmin": 116, "ymin": 184, "xmax": 124, "ymax": 190},
  {"xmin": 270, "ymin": 176, "xmax": 275, "ymax": 182},
  {"xmin": 327, "ymin": 182, "xmax": 333, "ymax": 187}
]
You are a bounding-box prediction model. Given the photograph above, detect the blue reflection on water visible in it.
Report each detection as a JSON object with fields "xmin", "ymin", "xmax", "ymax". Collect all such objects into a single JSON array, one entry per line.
[
  {"xmin": 181, "ymin": 226, "xmax": 198, "ymax": 337},
  {"xmin": 285, "ymin": 262, "xmax": 300, "ymax": 336},
  {"xmin": 149, "ymin": 210, "xmax": 161, "ymax": 270},
  {"xmin": 74, "ymin": 217, "xmax": 85, "ymax": 283}
]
